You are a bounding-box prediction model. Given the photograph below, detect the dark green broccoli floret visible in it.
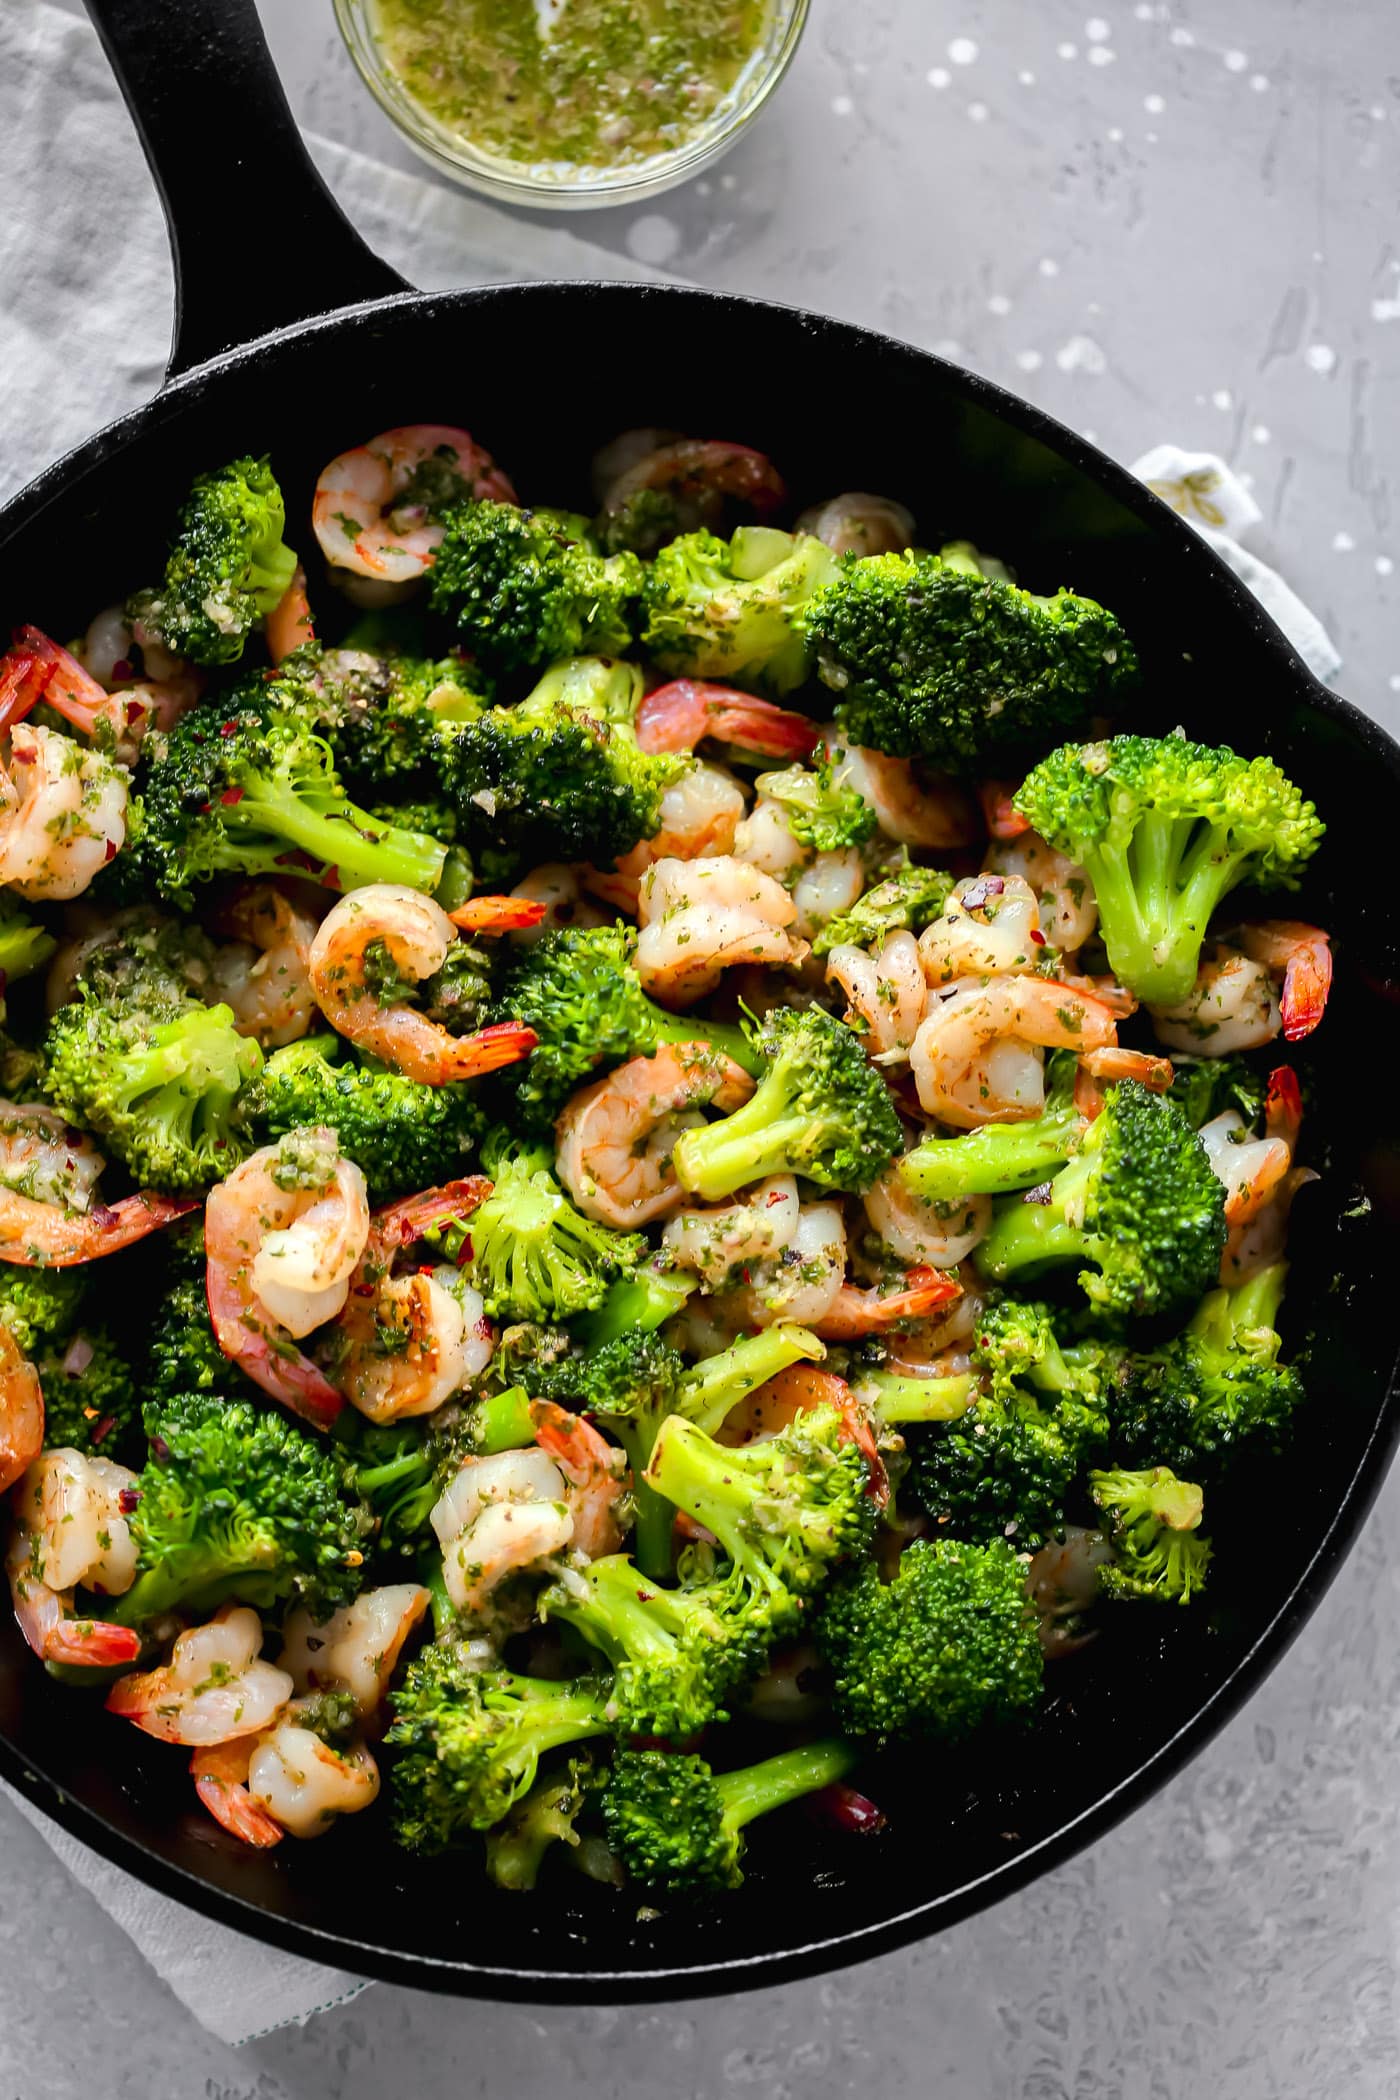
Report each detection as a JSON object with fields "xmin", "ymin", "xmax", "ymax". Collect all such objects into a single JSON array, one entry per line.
[
  {"xmin": 1110, "ymin": 1263, "xmax": 1303, "ymax": 1479},
  {"xmin": 977, "ymin": 1080, "xmax": 1226, "ymax": 1323},
  {"xmin": 428, "ymin": 501, "xmax": 643, "ymax": 677},
  {"xmin": 132, "ymin": 456, "xmax": 296, "ymax": 666},
  {"xmin": 641, "ymin": 526, "xmax": 839, "ymax": 695},
  {"xmin": 672, "ymin": 1005, "xmax": 902, "ymax": 1202},
  {"xmin": 601, "ymin": 1740, "xmax": 856, "ymax": 1893},
  {"xmin": 334, "ymin": 1410, "xmax": 468, "ymax": 1557},
  {"xmin": 754, "ymin": 755, "xmax": 877, "ymax": 853},
  {"xmin": 815, "ymin": 1537, "xmax": 1044, "ymax": 1741},
  {"xmin": 0, "ymin": 902, "xmax": 56, "ymax": 1000},
  {"xmin": 386, "ymin": 1643, "xmax": 612, "ymax": 1851},
  {"xmin": 43, "ymin": 977, "xmax": 262, "ymax": 1195},
  {"xmin": 131, "ymin": 684, "xmax": 447, "ymax": 908},
  {"xmin": 1088, "ymin": 1464, "xmax": 1212, "ymax": 1603},
  {"xmin": 305, "ymin": 650, "xmax": 489, "ymax": 795},
  {"xmin": 145, "ymin": 1263, "xmax": 233, "ymax": 1409},
  {"xmin": 908, "ymin": 1297, "xmax": 1111, "ymax": 1546},
  {"xmin": 246, "ymin": 1034, "xmax": 484, "ymax": 1200},
  {"xmin": 485, "ymin": 1756, "xmax": 598, "ymax": 1892},
  {"xmin": 809, "ymin": 862, "xmax": 955, "ymax": 959},
  {"xmin": 112, "ymin": 1391, "xmax": 365, "ymax": 1627},
  {"xmin": 492, "ymin": 922, "xmax": 760, "ymax": 1133},
  {"xmin": 464, "ymin": 1132, "xmax": 644, "ymax": 1323},
  {"xmin": 0, "ymin": 1266, "xmax": 86, "ymax": 1356},
  {"xmin": 643, "ymin": 1403, "xmax": 876, "ymax": 1629},
  {"xmin": 1014, "ymin": 734, "xmax": 1324, "ymax": 1007},
  {"xmin": 1167, "ymin": 1053, "xmax": 1267, "ymax": 1130},
  {"xmin": 803, "ymin": 545, "xmax": 1137, "ymax": 771},
  {"xmin": 899, "ymin": 1048, "xmax": 1085, "ymax": 1205},
  {"xmin": 35, "ymin": 1328, "xmax": 140, "ymax": 1462}
]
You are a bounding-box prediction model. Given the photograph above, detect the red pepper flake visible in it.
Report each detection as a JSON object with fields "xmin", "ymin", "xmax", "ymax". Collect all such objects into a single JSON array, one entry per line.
[
  {"xmin": 740, "ymin": 1267, "xmax": 752, "ymax": 1284},
  {"xmin": 92, "ymin": 1415, "xmax": 116, "ymax": 1447},
  {"xmin": 354, "ymin": 1283, "xmax": 375, "ymax": 1298},
  {"xmin": 150, "ymin": 1434, "xmax": 171, "ymax": 1463},
  {"xmin": 809, "ymin": 1782, "xmax": 887, "ymax": 1835},
  {"xmin": 198, "ymin": 801, "xmax": 212, "ymax": 815},
  {"xmin": 90, "ymin": 1204, "xmax": 119, "ymax": 1228},
  {"xmin": 455, "ymin": 1235, "xmax": 474, "ymax": 1267},
  {"xmin": 10, "ymin": 746, "xmax": 32, "ymax": 765},
  {"xmin": 473, "ymin": 1317, "xmax": 493, "ymax": 1341},
  {"xmin": 117, "ymin": 1485, "xmax": 142, "ymax": 1514},
  {"xmin": 418, "ymin": 1263, "xmax": 435, "ymax": 1276},
  {"xmin": 125, "ymin": 697, "xmax": 147, "ymax": 723},
  {"xmin": 220, "ymin": 785, "xmax": 245, "ymax": 806},
  {"xmin": 1029, "ymin": 928, "xmax": 1046, "ymax": 945},
  {"xmin": 111, "ymin": 658, "xmax": 134, "ymax": 683},
  {"xmin": 104, "ymin": 839, "xmax": 118, "ymax": 861},
  {"xmin": 220, "ymin": 721, "xmax": 240, "ymax": 737}
]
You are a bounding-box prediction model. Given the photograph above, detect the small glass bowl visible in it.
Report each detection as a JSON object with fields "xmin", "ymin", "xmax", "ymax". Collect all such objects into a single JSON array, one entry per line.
[{"xmin": 332, "ymin": 0, "xmax": 810, "ymax": 211}]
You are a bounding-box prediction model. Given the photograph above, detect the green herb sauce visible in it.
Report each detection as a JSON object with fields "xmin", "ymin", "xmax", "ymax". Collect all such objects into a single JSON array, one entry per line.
[{"xmin": 372, "ymin": 0, "xmax": 777, "ymax": 175}]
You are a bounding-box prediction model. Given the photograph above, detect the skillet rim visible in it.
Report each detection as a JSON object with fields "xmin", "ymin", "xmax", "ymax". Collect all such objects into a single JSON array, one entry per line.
[{"xmin": 1, "ymin": 277, "xmax": 1397, "ymax": 2000}]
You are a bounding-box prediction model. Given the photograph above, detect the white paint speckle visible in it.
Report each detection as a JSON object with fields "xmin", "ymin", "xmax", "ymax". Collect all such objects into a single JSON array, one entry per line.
[
  {"xmin": 1057, "ymin": 41, "xmax": 1079, "ymax": 60},
  {"xmin": 1169, "ymin": 25, "xmax": 1195, "ymax": 45},
  {"xmin": 1211, "ymin": 388, "xmax": 1233, "ymax": 410},
  {"xmin": 1082, "ymin": 428, "xmax": 1099, "ymax": 442},
  {"xmin": 948, "ymin": 36, "xmax": 979, "ymax": 63},
  {"xmin": 1223, "ymin": 48, "xmax": 1248, "ymax": 71},
  {"xmin": 626, "ymin": 214, "xmax": 681, "ymax": 265},
  {"xmin": 1146, "ymin": 130, "xmax": 1160, "ymax": 143},
  {"xmin": 1107, "ymin": 125, "xmax": 1125, "ymax": 142},
  {"xmin": 1389, "ymin": 674, "xmax": 1400, "ymax": 693},
  {"xmin": 1371, "ymin": 105, "xmax": 1388, "ymax": 122},
  {"xmin": 1333, "ymin": 531, "xmax": 1356, "ymax": 552},
  {"xmin": 695, "ymin": 181, "xmax": 712, "ymax": 197},
  {"xmin": 1250, "ymin": 74, "xmax": 1270, "ymax": 91},
  {"xmin": 1371, "ymin": 292, "xmax": 1400, "ymax": 323},
  {"xmin": 1015, "ymin": 349, "xmax": 1044, "ymax": 372},
  {"xmin": 831, "ymin": 94, "xmax": 854, "ymax": 115},
  {"xmin": 927, "ymin": 66, "xmax": 951, "ymax": 87},
  {"xmin": 1133, "ymin": 2, "xmax": 1154, "ymax": 18},
  {"xmin": 1088, "ymin": 45, "xmax": 1116, "ymax": 65},
  {"xmin": 988, "ymin": 294, "xmax": 1012, "ymax": 316},
  {"xmin": 1304, "ymin": 342, "xmax": 1337, "ymax": 373},
  {"xmin": 1377, "ymin": 555, "xmax": 1395, "ymax": 577},
  {"xmin": 1250, "ymin": 424, "xmax": 1272, "ymax": 444},
  {"xmin": 720, "ymin": 172, "xmax": 737, "ymax": 190},
  {"xmin": 1017, "ymin": 68, "xmax": 1037, "ymax": 85},
  {"xmin": 1144, "ymin": 92, "xmax": 1166, "ymax": 114},
  {"xmin": 967, "ymin": 101, "xmax": 990, "ymax": 122},
  {"xmin": 1056, "ymin": 334, "xmax": 1108, "ymax": 374},
  {"xmin": 931, "ymin": 338, "xmax": 963, "ymax": 359},
  {"xmin": 1085, "ymin": 16, "xmax": 1111, "ymax": 40},
  {"xmin": 1038, "ymin": 257, "xmax": 1061, "ymax": 277}
]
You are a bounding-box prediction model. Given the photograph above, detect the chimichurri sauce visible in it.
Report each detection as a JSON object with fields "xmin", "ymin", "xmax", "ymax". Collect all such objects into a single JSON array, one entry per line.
[{"xmin": 372, "ymin": 0, "xmax": 776, "ymax": 174}]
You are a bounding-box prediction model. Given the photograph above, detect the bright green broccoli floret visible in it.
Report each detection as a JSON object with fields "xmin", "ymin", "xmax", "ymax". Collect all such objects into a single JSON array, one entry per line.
[
  {"xmin": 131, "ymin": 684, "xmax": 447, "ymax": 907},
  {"xmin": 439, "ymin": 657, "xmax": 685, "ymax": 869},
  {"xmin": 1110, "ymin": 1263, "xmax": 1303, "ymax": 1480},
  {"xmin": 0, "ymin": 903, "xmax": 56, "ymax": 997},
  {"xmin": 113, "ymin": 1391, "xmax": 365, "ymax": 1627},
  {"xmin": 0, "ymin": 1266, "xmax": 85, "ymax": 1356},
  {"xmin": 754, "ymin": 755, "xmax": 877, "ymax": 853},
  {"xmin": 642, "ymin": 526, "xmax": 839, "ymax": 695},
  {"xmin": 246, "ymin": 1035, "xmax": 484, "ymax": 1200},
  {"xmin": 386, "ymin": 1644, "xmax": 612, "ymax": 1852},
  {"xmin": 908, "ymin": 1297, "xmax": 1111, "ymax": 1546},
  {"xmin": 428, "ymin": 501, "xmax": 643, "ymax": 677},
  {"xmin": 977, "ymin": 1080, "xmax": 1226, "ymax": 1323},
  {"xmin": 465, "ymin": 1132, "xmax": 644, "ymax": 1323},
  {"xmin": 672, "ymin": 1006, "xmax": 902, "ymax": 1202},
  {"xmin": 43, "ymin": 977, "xmax": 262, "ymax": 1195},
  {"xmin": 815, "ymin": 1537, "xmax": 1044, "ymax": 1741},
  {"xmin": 1088, "ymin": 1464, "xmax": 1212, "ymax": 1603},
  {"xmin": 1167, "ymin": 1054, "xmax": 1267, "ymax": 1130},
  {"xmin": 485, "ymin": 1756, "xmax": 598, "ymax": 1892},
  {"xmin": 809, "ymin": 862, "xmax": 956, "ymax": 958},
  {"xmin": 900, "ymin": 1048, "xmax": 1085, "ymax": 1205},
  {"xmin": 803, "ymin": 547, "xmax": 1137, "ymax": 770},
  {"xmin": 644, "ymin": 1403, "xmax": 876, "ymax": 1628},
  {"xmin": 601, "ymin": 1740, "xmax": 856, "ymax": 1893},
  {"xmin": 35, "ymin": 1328, "xmax": 140, "ymax": 1462},
  {"xmin": 492, "ymin": 922, "xmax": 760, "ymax": 1132},
  {"xmin": 570, "ymin": 1269, "xmax": 694, "ymax": 1351},
  {"xmin": 1014, "ymin": 734, "xmax": 1324, "ymax": 1007},
  {"xmin": 132, "ymin": 456, "xmax": 296, "ymax": 666}
]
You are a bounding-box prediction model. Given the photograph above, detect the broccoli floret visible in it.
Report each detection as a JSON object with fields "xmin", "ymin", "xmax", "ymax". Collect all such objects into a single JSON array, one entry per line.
[
  {"xmin": 803, "ymin": 547, "xmax": 1137, "ymax": 771},
  {"xmin": 1110, "ymin": 1263, "xmax": 1303, "ymax": 1479},
  {"xmin": 672, "ymin": 1006, "xmax": 902, "ymax": 1202},
  {"xmin": 908, "ymin": 1297, "xmax": 1111, "ymax": 1546},
  {"xmin": 133, "ymin": 456, "xmax": 296, "ymax": 666},
  {"xmin": 465, "ymin": 1132, "xmax": 644, "ymax": 1323},
  {"xmin": 601, "ymin": 1740, "xmax": 856, "ymax": 1893},
  {"xmin": 753, "ymin": 755, "xmax": 878, "ymax": 853},
  {"xmin": 428, "ymin": 501, "xmax": 643, "ymax": 677},
  {"xmin": 493, "ymin": 922, "xmax": 760, "ymax": 1133},
  {"xmin": 112, "ymin": 1391, "xmax": 365, "ymax": 1627},
  {"xmin": 815, "ymin": 1537, "xmax": 1044, "ymax": 1741},
  {"xmin": 438, "ymin": 656, "xmax": 685, "ymax": 870},
  {"xmin": 35, "ymin": 1328, "xmax": 140, "ymax": 1462},
  {"xmin": 977, "ymin": 1080, "xmax": 1226, "ymax": 1323},
  {"xmin": 810, "ymin": 863, "xmax": 955, "ymax": 959},
  {"xmin": 1088, "ymin": 1464, "xmax": 1212, "ymax": 1603},
  {"xmin": 132, "ymin": 684, "xmax": 447, "ymax": 907},
  {"xmin": 246, "ymin": 1034, "xmax": 483, "ymax": 1200},
  {"xmin": 43, "ymin": 979, "xmax": 262, "ymax": 1195},
  {"xmin": 569, "ymin": 1269, "xmax": 694, "ymax": 1351},
  {"xmin": 899, "ymin": 1048, "xmax": 1085, "ymax": 1204},
  {"xmin": 643, "ymin": 1403, "xmax": 876, "ymax": 1628},
  {"xmin": 1014, "ymin": 734, "xmax": 1324, "ymax": 1008},
  {"xmin": 386, "ymin": 1644, "xmax": 612, "ymax": 1851},
  {"xmin": 484, "ymin": 1756, "xmax": 597, "ymax": 1892},
  {"xmin": 1167, "ymin": 1054, "xmax": 1267, "ymax": 1131},
  {"xmin": 641, "ymin": 526, "xmax": 839, "ymax": 695},
  {"xmin": 0, "ymin": 1267, "xmax": 86, "ymax": 1356},
  {"xmin": 0, "ymin": 902, "xmax": 56, "ymax": 1000},
  {"xmin": 335, "ymin": 1411, "xmax": 466, "ymax": 1556},
  {"xmin": 145, "ymin": 1263, "xmax": 233, "ymax": 1409},
  {"xmin": 308, "ymin": 650, "xmax": 489, "ymax": 795}
]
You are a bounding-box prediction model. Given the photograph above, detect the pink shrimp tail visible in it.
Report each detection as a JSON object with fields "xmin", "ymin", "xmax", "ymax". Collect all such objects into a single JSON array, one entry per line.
[
  {"xmin": 635, "ymin": 681, "xmax": 822, "ymax": 760},
  {"xmin": 977, "ymin": 778, "xmax": 1031, "ymax": 840},
  {"xmin": 45, "ymin": 1621, "xmax": 142, "ymax": 1668},
  {"xmin": 373, "ymin": 1176, "xmax": 493, "ymax": 1248},
  {"xmin": 265, "ymin": 564, "xmax": 316, "ymax": 666},
  {"xmin": 448, "ymin": 896, "xmax": 549, "ymax": 934},
  {"xmin": 448, "ymin": 1021, "xmax": 539, "ymax": 1079},
  {"xmin": 10, "ymin": 626, "xmax": 110, "ymax": 735},
  {"xmin": 1077, "ymin": 1046, "xmax": 1175, "ymax": 1093},
  {"xmin": 204, "ymin": 1263, "xmax": 345, "ymax": 1432},
  {"xmin": 1279, "ymin": 935, "xmax": 1332, "ymax": 1041},
  {"xmin": 1264, "ymin": 1065, "xmax": 1303, "ymax": 1149}
]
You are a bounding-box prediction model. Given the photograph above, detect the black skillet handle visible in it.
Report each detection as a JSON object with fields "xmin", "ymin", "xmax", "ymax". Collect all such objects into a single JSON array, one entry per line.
[{"xmin": 83, "ymin": 0, "xmax": 409, "ymax": 379}]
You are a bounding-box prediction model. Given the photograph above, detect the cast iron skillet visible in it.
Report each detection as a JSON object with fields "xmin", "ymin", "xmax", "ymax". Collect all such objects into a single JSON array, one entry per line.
[{"xmin": 0, "ymin": 0, "xmax": 1395, "ymax": 2003}]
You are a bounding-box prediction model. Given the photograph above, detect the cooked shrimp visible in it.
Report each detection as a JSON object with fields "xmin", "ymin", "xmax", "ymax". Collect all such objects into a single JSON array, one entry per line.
[
  {"xmin": 507, "ymin": 863, "xmax": 610, "ymax": 942},
  {"xmin": 864, "ymin": 1165, "xmax": 992, "ymax": 1267},
  {"xmin": 0, "ymin": 1327, "xmax": 45, "ymax": 1497},
  {"xmin": 313, "ymin": 425, "xmax": 515, "ymax": 584},
  {"xmin": 0, "ymin": 627, "xmax": 128, "ymax": 744},
  {"xmin": 447, "ymin": 895, "xmax": 549, "ymax": 935},
  {"xmin": 0, "ymin": 723, "xmax": 126, "ymax": 901},
  {"xmin": 984, "ymin": 831, "xmax": 1098, "ymax": 953},
  {"xmin": 823, "ymin": 737, "xmax": 980, "ymax": 851},
  {"xmin": 791, "ymin": 850, "xmax": 868, "ymax": 942},
  {"xmin": 1229, "ymin": 921, "xmax": 1333, "ymax": 1043},
  {"xmin": 27, "ymin": 620, "xmax": 199, "ymax": 757},
  {"xmin": 248, "ymin": 1723, "xmax": 380, "ymax": 1838},
  {"xmin": 279, "ymin": 1583, "xmax": 430, "ymax": 1718},
  {"xmin": 661, "ymin": 1176, "xmax": 800, "ymax": 1289},
  {"xmin": 880, "ymin": 1264, "xmax": 985, "ymax": 1371},
  {"xmin": 1201, "ymin": 1068, "xmax": 1302, "ymax": 1240},
  {"xmin": 0, "ymin": 1101, "xmax": 107, "ymax": 1215},
  {"xmin": 1027, "ymin": 1526, "xmax": 1114, "ymax": 1657},
  {"xmin": 718, "ymin": 1203, "xmax": 849, "ymax": 1329},
  {"xmin": 637, "ymin": 856, "xmax": 807, "ymax": 1006},
  {"xmin": 265, "ymin": 563, "xmax": 316, "ymax": 665},
  {"xmin": 6, "ymin": 1520, "xmax": 141, "ymax": 1669},
  {"xmin": 106, "ymin": 1607, "xmax": 293, "ymax": 1746},
  {"xmin": 717, "ymin": 1363, "xmax": 884, "ymax": 1499},
  {"xmin": 555, "ymin": 1043, "xmax": 755, "ymax": 1229},
  {"xmin": 827, "ymin": 932, "xmax": 928, "ymax": 1062},
  {"xmin": 308, "ymin": 884, "xmax": 538, "ymax": 1083},
  {"xmin": 814, "ymin": 1264, "xmax": 962, "ymax": 1341},
  {"xmin": 190, "ymin": 1737, "xmax": 285, "ymax": 1849},
  {"xmin": 1149, "ymin": 947, "xmax": 1282, "ymax": 1055},
  {"xmin": 205, "ymin": 1134, "xmax": 371, "ymax": 1429},
  {"xmin": 909, "ymin": 976, "xmax": 1120, "ymax": 1129},
  {"xmin": 635, "ymin": 681, "xmax": 820, "ymax": 761},
  {"xmin": 918, "ymin": 874, "xmax": 1047, "ymax": 986},
  {"xmin": 1076, "ymin": 1046, "xmax": 1175, "ymax": 1093},
  {"xmin": 0, "ymin": 1187, "xmax": 193, "ymax": 1268},
  {"xmin": 209, "ymin": 884, "xmax": 319, "ymax": 1048},
  {"xmin": 14, "ymin": 1447, "xmax": 139, "ymax": 1597},
  {"xmin": 1221, "ymin": 1072, "xmax": 1312, "ymax": 1284},
  {"xmin": 586, "ymin": 762, "xmax": 748, "ymax": 915},
  {"xmin": 597, "ymin": 441, "xmax": 786, "ymax": 549},
  {"xmin": 431, "ymin": 1446, "xmax": 575, "ymax": 1619},
  {"xmin": 977, "ymin": 779, "xmax": 1032, "ymax": 842},
  {"xmin": 330, "ymin": 1179, "xmax": 491, "ymax": 1424},
  {"xmin": 794, "ymin": 492, "xmax": 916, "ymax": 558},
  {"xmin": 530, "ymin": 1401, "xmax": 628, "ymax": 1560}
]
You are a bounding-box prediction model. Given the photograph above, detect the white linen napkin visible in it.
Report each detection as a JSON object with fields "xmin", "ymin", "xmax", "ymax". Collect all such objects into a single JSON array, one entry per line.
[{"xmin": 0, "ymin": 0, "xmax": 1340, "ymax": 2054}]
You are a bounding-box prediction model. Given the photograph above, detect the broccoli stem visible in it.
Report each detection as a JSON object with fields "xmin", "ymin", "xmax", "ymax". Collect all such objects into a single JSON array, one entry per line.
[
  {"xmin": 900, "ymin": 1109, "xmax": 1082, "ymax": 1204},
  {"xmin": 855, "ymin": 1371, "xmax": 977, "ymax": 1424},
  {"xmin": 644, "ymin": 1005, "xmax": 764, "ymax": 1081},
  {"xmin": 472, "ymin": 1385, "xmax": 538, "ymax": 1454},
  {"xmin": 227, "ymin": 786, "xmax": 445, "ymax": 896},
  {"xmin": 673, "ymin": 1102, "xmax": 812, "ymax": 1204},
  {"xmin": 977, "ymin": 1152, "xmax": 1095, "ymax": 1284},
  {"xmin": 713, "ymin": 1739, "xmax": 857, "ymax": 1835},
  {"xmin": 572, "ymin": 1271, "xmax": 693, "ymax": 1350},
  {"xmin": 419, "ymin": 1552, "xmax": 457, "ymax": 1638},
  {"xmin": 1216, "ymin": 1261, "xmax": 1288, "ymax": 1334},
  {"xmin": 1086, "ymin": 819, "xmax": 1249, "ymax": 1009},
  {"xmin": 680, "ymin": 1325, "xmax": 825, "ymax": 1437}
]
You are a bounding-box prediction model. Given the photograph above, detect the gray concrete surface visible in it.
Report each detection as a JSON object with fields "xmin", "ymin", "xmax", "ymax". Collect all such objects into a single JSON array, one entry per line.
[{"xmin": 10, "ymin": 0, "xmax": 1400, "ymax": 2093}]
